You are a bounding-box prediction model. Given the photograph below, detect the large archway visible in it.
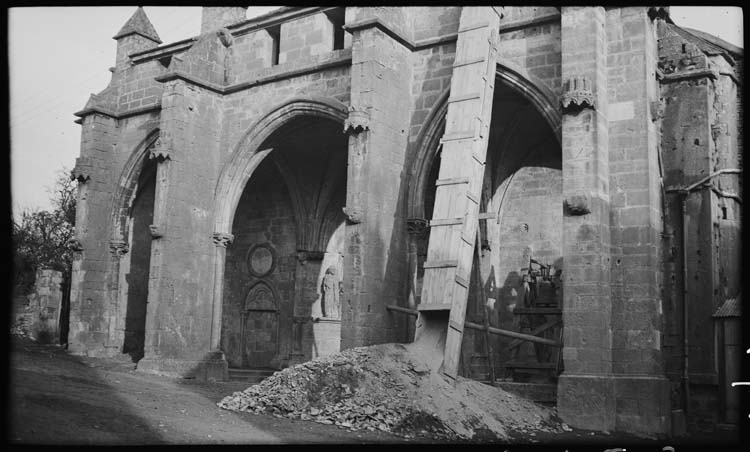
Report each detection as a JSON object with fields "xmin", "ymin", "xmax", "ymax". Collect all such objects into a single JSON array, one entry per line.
[
  {"xmin": 214, "ymin": 99, "xmax": 349, "ymax": 370},
  {"xmin": 109, "ymin": 131, "xmax": 160, "ymax": 362},
  {"xmin": 407, "ymin": 63, "xmax": 563, "ymax": 383}
]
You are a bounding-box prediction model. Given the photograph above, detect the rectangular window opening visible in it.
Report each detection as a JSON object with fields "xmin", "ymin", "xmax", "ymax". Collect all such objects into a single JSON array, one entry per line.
[
  {"xmin": 268, "ymin": 25, "xmax": 281, "ymax": 66},
  {"xmin": 327, "ymin": 9, "xmax": 346, "ymax": 51}
]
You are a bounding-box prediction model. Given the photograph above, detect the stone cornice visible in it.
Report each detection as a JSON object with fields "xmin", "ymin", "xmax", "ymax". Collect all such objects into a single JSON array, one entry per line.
[
  {"xmin": 155, "ymin": 50, "xmax": 353, "ymax": 96},
  {"xmin": 660, "ymin": 68, "xmax": 719, "ymax": 84},
  {"xmin": 343, "ymin": 18, "xmax": 414, "ymax": 51},
  {"xmin": 74, "ymin": 103, "xmax": 162, "ymax": 124},
  {"xmin": 496, "ymin": 11, "xmax": 560, "ymax": 34}
]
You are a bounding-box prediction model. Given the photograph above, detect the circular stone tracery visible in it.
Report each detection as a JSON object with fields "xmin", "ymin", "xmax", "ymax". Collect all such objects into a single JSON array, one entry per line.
[{"xmin": 246, "ymin": 243, "xmax": 276, "ymax": 278}]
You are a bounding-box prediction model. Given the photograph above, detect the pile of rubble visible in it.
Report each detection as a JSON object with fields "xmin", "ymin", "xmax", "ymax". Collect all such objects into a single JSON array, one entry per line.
[{"xmin": 218, "ymin": 343, "xmax": 564, "ymax": 441}]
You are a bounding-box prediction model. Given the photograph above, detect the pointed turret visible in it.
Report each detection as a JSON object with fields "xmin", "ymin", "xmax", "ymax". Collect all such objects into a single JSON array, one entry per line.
[
  {"xmin": 113, "ymin": 7, "xmax": 162, "ymax": 68},
  {"xmin": 113, "ymin": 6, "xmax": 162, "ymax": 43}
]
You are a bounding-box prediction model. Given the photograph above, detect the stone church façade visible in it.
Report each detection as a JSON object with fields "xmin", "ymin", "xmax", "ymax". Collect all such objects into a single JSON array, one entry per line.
[{"xmin": 67, "ymin": 6, "xmax": 743, "ymax": 436}]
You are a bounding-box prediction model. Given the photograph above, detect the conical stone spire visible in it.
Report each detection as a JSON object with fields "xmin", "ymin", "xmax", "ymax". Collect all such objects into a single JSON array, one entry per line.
[{"xmin": 113, "ymin": 6, "xmax": 162, "ymax": 44}]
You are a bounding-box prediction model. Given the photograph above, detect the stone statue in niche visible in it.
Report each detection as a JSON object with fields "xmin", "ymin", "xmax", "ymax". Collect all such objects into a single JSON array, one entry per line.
[{"xmin": 320, "ymin": 266, "xmax": 342, "ymax": 320}]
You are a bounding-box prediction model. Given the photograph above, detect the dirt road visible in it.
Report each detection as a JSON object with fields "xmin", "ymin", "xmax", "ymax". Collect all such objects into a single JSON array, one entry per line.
[
  {"xmin": 7, "ymin": 337, "xmax": 429, "ymax": 445},
  {"xmin": 7, "ymin": 336, "xmax": 740, "ymax": 447}
]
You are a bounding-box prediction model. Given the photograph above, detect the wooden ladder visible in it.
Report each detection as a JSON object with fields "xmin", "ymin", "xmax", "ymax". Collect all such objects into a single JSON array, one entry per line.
[{"xmin": 414, "ymin": 7, "xmax": 502, "ymax": 384}]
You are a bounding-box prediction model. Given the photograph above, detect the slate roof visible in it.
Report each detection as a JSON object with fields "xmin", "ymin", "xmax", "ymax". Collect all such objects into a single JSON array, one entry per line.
[
  {"xmin": 665, "ymin": 22, "xmax": 742, "ymax": 66},
  {"xmin": 113, "ymin": 7, "xmax": 162, "ymax": 44}
]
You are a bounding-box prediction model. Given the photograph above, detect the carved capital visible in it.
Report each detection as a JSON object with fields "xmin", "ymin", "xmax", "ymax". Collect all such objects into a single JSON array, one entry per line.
[
  {"xmin": 149, "ymin": 224, "xmax": 164, "ymax": 239},
  {"xmin": 342, "ymin": 206, "xmax": 363, "ymax": 224},
  {"xmin": 212, "ymin": 232, "xmax": 234, "ymax": 248},
  {"xmin": 561, "ymin": 76, "xmax": 596, "ymax": 112},
  {"xmin": 343, "ymin": 106, "xmax": 370, "ymax": 134},
  {"xmin": 148, "ymin": 138, "xmax": 171, "ymax": 162},
  {"xmin": 406, "ymin": 217, "xmax": 429, "ymax": 237},
  {"xmin": 70, "ymin": 157, "xmax": 94, "ymax": 183},
  {"xmin": 109, "ymin": 240, "xmax": 129, "ymax": 257},
  {"xmin": 563, "ymin": 193, "xmax": 591, "ymax": 216}
]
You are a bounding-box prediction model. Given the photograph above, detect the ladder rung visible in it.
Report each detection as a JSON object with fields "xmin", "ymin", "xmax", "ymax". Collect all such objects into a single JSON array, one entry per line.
[
  {"xmin": 418, "ymin": 303, "xmax": 453, "ymax": 311},
  {"xmin": 447, "ymin": 92, "xmax": 481, "ymax": 104},
  {"xmin": 440, "ymin": 131, "xmax": 477, "ymax": 143},
  {"xmin": 455, "ymin": 274, "xmax": 469, "ymax": 288},
  {"xmin": 453, "ymin": 57, "xmax": 486, "ymax": 68},
  {"xmin": 436, "ymin": 177, "xmax": 470, "ymax": 186},
  {"xmin": 429, "ymin": 217, "xmax": 464, "ymax": 227},
  {"xmin": 458, "ymin": 22, "xmax": 490, "ymax": 33},
  {"xmin": 466, "ymin": 191, "xmax": 479, "ymax": 204},
  {"xmin": 423, "ymin": 260, "xmax": 458, "ymax": 269},
  {"xmin": 449, "ymin": 319, "xmax": 464, "ymax": 333}
]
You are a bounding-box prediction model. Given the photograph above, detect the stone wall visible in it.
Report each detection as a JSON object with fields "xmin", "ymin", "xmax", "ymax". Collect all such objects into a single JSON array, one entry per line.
[{"xmin": 25, "ymin": 269, "xmax": 64, "ymax": 343}]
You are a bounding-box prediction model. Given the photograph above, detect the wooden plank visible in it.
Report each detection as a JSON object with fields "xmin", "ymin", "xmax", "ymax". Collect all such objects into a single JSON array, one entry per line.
[
  {"xmin": 447, "ymin": 92, "xmax": 481, "ymax": 104},
  {"xmin": 504, "ymin": 319, "xmax": 562, "ymax": 352},
  {"xmin": 429, "ymin": 217, "xmax": 464, "ymax": 227},
  {"xmin": 418, "ymin": 303, "xmax": 453, "ymax": 312},
  {"xmin": 436, "ymin": 177, "xmax": 470, "ymax": 186},
  {"xmin": 452, "ymin": 57, "xmax": 486, "ymax": 68},
  {"xmin": 423, "ymin": 260, "xmax": 458, "ymax": 269},
  {"xmin": 457, "ymin": 21, "xmax": 490, "ymax": 33},
  {"xmin": 386, "ymin": 305, "xmax": 419, "ymax": 317},
  {"xmin": 416, "ymin": 6, "xmax": 501, "ymax": 385},
  {"xmin": 464, "ymin": 321, "xmax": 562, "ymax": 347},
  {"xmin": 440, "ymin": 131, "xmax": 477, "ymax": 143}
]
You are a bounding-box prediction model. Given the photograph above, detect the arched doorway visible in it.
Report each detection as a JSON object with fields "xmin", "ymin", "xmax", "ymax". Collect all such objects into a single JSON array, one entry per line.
[
  {"xmin": 217, "ymin": 104, "xmax": 348, "ymax": 370},
  {"xmin": 408, "ymin": 65, "xmax": 563, "ymax": 382}
]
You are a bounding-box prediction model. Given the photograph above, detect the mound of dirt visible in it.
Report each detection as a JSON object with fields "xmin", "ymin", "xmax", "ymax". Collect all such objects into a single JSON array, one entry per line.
[{"xmin": 218, "ymin": 343, "xmax": 564, "ymax": 441}]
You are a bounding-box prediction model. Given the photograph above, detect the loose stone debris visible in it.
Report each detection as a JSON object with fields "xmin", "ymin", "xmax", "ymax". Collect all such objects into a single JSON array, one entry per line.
[{"xmin": 218, "ymin": 343, "xmax": 564, "ymax": 441}]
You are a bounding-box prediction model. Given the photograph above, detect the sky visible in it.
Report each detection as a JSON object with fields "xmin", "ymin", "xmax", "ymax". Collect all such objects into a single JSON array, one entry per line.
[{"xmin": 8, "ymin": 6, "xmax": 744, "ymax": 215}]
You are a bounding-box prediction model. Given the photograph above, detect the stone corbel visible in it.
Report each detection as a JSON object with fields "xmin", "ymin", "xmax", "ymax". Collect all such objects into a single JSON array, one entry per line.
[
  {"xmin": 212, "ymin": 232, "xmax": 234, "ymax": 248},
  {"xmin": 109, "ymin": 240, "xmax": 129, "ymax": 257},
  {"xmin": 217, "ymin": 28, "xmax": 234, "ymax": 47},
  {"xmin": 561, "ymin": 76, "xmax": 596, "ymax": 112},
  {"xmin": 343, "ymin": 106, "xmax": 370, "ymax": 134},
  {"xmin": 406, "ymin": 217, "xmax": 429, "ymax": 237},
  {"xmin": 149, "ymin": 224, "xmax": 164, "ymax": 239},
  {"xmin": 563, "ymin": 192, "xmax": 591, "ymax": 216},
  {"xmin": 342, "ymin": 206, "xmax": 363, "ymax": 224},
  {"xmin": 148, "ymin": 138, "xmax": 171, "ymax": 162},
  {"xmin": 70, "ymin": 157, "xmax": 94, "ymax": 183}
]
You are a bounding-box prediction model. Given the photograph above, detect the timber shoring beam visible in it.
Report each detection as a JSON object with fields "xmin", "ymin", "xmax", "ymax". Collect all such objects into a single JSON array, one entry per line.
[{"xmin": 386, "ymin": 305, "xmax": 562, "ymax": 347}]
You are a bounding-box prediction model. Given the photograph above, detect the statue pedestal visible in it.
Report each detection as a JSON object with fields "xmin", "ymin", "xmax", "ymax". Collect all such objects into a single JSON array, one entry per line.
[{"xmin": 311, "ymin": 317, "xmax": 341, "ymax": 359}]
